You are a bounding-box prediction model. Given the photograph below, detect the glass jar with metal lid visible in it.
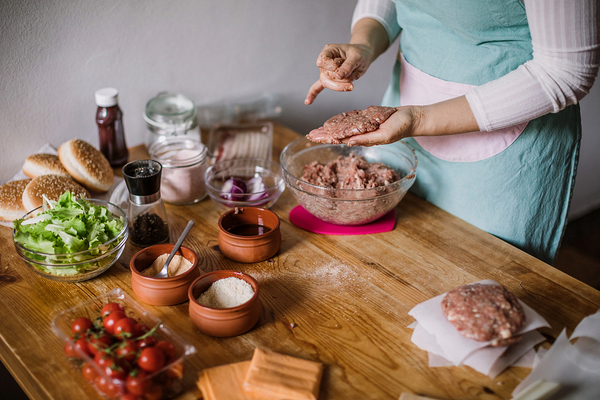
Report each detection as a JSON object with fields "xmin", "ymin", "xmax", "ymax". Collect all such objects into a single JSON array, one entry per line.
[
  {"xmin": 144, "ymin": 92, "xmax": 200, "ymax": 149},
  {"xmin": 149, "ymin": 138, "xmax": 208, "ymax": 205}
]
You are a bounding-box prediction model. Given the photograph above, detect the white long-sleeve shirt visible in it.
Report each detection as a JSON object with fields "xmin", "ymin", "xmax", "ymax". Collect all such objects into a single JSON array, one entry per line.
[{"xmin": 352, "ymin": 0, "xmax": 600, "ymax": 132}]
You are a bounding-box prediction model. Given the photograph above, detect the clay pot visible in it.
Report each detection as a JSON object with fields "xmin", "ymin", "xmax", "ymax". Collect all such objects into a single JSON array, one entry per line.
[
  {"xmin": 217, "ymin": 207, "xmax": 281, "ymax": 263},
  {"xmin": 130, "ymin": 244, "xmax": 200, "ymax": 306},
  {"xmin": 188, "ymin": 270, "xmax": 261, "ymax": 337}
]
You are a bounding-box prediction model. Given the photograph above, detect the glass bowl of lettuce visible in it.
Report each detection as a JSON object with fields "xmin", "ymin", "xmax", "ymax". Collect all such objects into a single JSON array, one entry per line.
[{"xmin": 12, "ymin": 191, "xmax": 128, "ymax": 282}]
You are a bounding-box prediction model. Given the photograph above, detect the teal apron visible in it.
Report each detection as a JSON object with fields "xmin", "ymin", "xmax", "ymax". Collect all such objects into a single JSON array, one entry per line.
[{"xmin": 381, "ymin": 0, "xmax": 581, "ymax": 264}]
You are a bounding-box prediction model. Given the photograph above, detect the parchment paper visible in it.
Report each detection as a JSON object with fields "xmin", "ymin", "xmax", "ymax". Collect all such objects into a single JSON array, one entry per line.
[
  {"xmin": 512, "ymin": 310, "xmax": 600, "ymax": 400},
  {"xmin": 412, "ymin": 322, "xmax": 544, "ymax": 377}
]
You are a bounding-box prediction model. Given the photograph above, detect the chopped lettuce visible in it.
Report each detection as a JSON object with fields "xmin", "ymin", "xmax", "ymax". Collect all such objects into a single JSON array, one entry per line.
[{"xmin": 13, "ymin": 191, "xmax": 126, "ymax": 276}]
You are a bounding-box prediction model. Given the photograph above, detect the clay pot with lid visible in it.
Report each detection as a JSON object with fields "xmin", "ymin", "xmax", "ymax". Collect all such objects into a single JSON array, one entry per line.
[
  {"xmin": 217, "ymin": 207, "xmax": 281, "ymax": 263},
  {"xmin": 130, "ymin": 244, "xmax": 200, "ymax": 306},
  {"xmin": 188, "ymin": 270, "xmax": 260, "ymax": 337}
]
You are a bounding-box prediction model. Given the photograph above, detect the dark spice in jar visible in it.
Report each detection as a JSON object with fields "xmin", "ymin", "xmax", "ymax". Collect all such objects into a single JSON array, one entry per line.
[{"xmin": 131, "ymin": 212, "xmax": 169, "ymax": 246}]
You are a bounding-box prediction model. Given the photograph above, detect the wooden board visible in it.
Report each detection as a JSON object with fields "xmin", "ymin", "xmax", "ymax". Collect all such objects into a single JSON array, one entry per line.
[{"xmin": 0, "ymin": 122, "xmax": 599, "ymax": 400}]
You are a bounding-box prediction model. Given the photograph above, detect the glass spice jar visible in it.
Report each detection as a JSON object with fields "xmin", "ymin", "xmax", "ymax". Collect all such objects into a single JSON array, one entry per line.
[
  {"xmin": 149, "ymin": 138, "xmax": 208, "ymax": 205},
  {"xmin": 144, "ymin": 92, "xmax": 200, "ymax": 150},
  {"xmin": 122, "ymin": 160, "xmax": 170, "ymax": 247}
]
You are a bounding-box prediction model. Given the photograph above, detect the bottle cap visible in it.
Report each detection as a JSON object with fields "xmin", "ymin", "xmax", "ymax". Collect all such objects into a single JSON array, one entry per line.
[{"xmin": 95, "ymin": 88, "xmax": 119, "ymax": 107}]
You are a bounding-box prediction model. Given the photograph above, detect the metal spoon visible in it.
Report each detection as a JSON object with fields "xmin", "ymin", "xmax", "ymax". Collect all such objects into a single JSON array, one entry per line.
[{"xmin": 154, "ymin": 220, "xmax": 195, "ymax": 278}]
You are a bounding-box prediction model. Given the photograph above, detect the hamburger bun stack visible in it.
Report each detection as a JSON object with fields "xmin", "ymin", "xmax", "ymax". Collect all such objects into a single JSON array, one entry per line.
[
  {"xmin": 0, "ymin": 179, "xmax": 31, "ymax": 221},
  {"xmin": 22, "ymin": 153, "xmax": 70, "ymax": 179},
  {"xmin": 58, "ymin": 139, "xmax": 114, "ymax": 193},
  {"xmin": 2, "ymin": 138, "xmax": 116, "ymax": 222},
  {"xmin": 22, "ymin": 175, "xmax": 89, "ymax": 212}
]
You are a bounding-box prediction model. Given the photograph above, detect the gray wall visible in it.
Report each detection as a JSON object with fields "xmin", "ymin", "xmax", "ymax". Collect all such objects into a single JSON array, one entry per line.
[{"xmin": 1, "ymin": 0, "xmax": 598, "ymax": 218}]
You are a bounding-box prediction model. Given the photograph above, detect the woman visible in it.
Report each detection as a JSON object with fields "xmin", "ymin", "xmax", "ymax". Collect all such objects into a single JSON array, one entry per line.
[{"xmin": 305, "ymin": 0, "xmax": 599, "ymax": 265}]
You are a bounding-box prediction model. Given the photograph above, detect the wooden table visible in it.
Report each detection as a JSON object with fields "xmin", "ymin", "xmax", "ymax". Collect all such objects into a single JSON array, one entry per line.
[{"xmin": 1, "ymin": 122, "xmax": 599, "ymax": 400}]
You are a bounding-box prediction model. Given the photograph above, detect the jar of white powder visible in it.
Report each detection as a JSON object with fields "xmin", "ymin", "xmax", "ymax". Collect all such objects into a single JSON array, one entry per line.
[{"xmin": 149, "ymin": 138, "xmax": 208, "ymax": 205}]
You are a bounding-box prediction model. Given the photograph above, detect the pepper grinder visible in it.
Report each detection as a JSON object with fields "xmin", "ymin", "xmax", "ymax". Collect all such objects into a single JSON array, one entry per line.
[{"xmin": 122, "ymin": 159, "xmax": 170, "ymax": 247}]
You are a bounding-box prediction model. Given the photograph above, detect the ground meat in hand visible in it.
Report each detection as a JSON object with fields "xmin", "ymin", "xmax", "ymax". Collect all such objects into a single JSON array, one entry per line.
[{"xmin": 307, "ymin": 106, "xmax": 397, "ymax": 144}]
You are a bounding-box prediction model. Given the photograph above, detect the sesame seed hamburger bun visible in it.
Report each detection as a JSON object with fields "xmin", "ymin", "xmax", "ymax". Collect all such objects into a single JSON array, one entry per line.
[
  {"xmin": 22, "ymin": 153, "xmax": 70, "ymax": 179},
  {"xmin": 0, "ymin": 179, "xmax": 31, "ymax": 221},
  {"xmin": 58, "ymin": 139, "xmax": 114, "ymax": 193},
  {"xmin": 22, "ymin": 175, "xmax": 89, "ymax": 212}
]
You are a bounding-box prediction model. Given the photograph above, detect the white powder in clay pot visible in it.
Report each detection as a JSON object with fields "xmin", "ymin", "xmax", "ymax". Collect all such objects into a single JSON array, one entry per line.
[
  {"xmin": 197, "ymin": 277, "xmax": 255, "ymax": 308},
  {"xmin": 141, "ymin": 253, "xmax": 194, "ymax": 277}
]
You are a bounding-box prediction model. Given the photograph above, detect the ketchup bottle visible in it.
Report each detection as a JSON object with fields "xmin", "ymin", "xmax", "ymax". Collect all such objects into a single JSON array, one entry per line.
[{"xmin": 95, "ymin": 87, "xmax": 129, "ymax": 168}]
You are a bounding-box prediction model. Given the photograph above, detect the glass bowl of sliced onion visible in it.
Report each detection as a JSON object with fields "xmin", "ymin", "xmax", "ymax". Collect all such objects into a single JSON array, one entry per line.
[{"xmin": 204, "ymin": 158, "xmax": 285, "ymax": 210}]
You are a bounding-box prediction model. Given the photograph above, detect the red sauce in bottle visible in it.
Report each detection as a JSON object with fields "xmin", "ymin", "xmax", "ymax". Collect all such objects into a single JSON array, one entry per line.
[{"xmin": 95, "ymin": 88, "xmax": 129, "ymax": 168}]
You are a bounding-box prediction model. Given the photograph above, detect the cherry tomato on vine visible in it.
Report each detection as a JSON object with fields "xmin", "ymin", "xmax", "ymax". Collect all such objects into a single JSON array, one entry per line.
[
  {"xmin": 135, "ymin": 323, "xmax": 149, "ymax": 337},
  {"xmin": 73, "ymin": 337, "xmax": 93, "ymax": 358},
  {"xmin": 137, "ymin": 336, "xmax": 157, "ymax": 349},
  {"xmin": 104, "ymin": 310, "xmax": 127, "ymax": 335},
  {"xmin": 138, "ymin": 347, "xmax": 165, "ymax": 373},
  {"xmin": 88, "ymin": 333, "xmax": 113, "ymax": 356},
  {"xmin": 71, "ymin": 317, "xmax": 93, "ymax": 335},
  {"xmin": 116, "ymin": 339, "xmax": 140, "ymax": 364},
  {"xmin": 125, "ymin": 370, "xmax": 152, "ymax": 396},
  {"xmin": 63, "ymin": 340, "xmax": 79, "ymax": 359},
  {"xmin": 114, "ymin": 317, "xmax": 139, "ymax": 339},
  {"xmin": 102, "ymin": 302, "xmax": 125, "ymax": 317},
  {"xmin": 104, "ymin": 364, "xmax": 128, "ymax": 381},
  {"xmin": 94, "ymin": 352, "xmax": 118, "ymax": 370},
  {"xmin": 64, "ymin": 337, "xmax": 92, "ymax": 359},
  {"xmin": 154, "ymin": 341, "xmax": 176, "ymax": 362},
  {"xmin": 95, "ymin": 374, "xmax": 125, "ymax": 398},
  {"xmin": 81, "ymin": 361, "xmax": 98, "ymax": 383}
]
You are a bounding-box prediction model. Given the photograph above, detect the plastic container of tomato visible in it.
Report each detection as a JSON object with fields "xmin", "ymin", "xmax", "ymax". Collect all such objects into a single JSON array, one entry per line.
[{"xmin": 51, "ymin": 288, "xmax": 196, "ymax": 399}]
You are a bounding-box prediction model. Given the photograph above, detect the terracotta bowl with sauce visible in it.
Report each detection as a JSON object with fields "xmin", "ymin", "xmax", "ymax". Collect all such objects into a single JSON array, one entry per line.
[
  {"xmin": 188, "ymin": 270, "xmax": 261, "ymax": 337},
  {"xmin": 130, "ymin": 244, "xmax": 200, "ymax": 306},
  {"xmin": 217, "ymin": 207, "xmax": 281, "ymax": 263}
]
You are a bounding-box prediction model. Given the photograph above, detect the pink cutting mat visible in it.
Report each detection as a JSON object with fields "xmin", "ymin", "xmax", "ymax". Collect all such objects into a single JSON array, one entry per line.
[{"xmin": 289, "ymin": 205, "xmax": 396, "ymax": 235}]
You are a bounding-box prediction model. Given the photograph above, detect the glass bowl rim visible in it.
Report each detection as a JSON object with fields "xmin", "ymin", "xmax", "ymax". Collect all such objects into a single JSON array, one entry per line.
[
  {"xmin": 12, "ymin": 198, "xmax": 128, "ymax": 259},
  {"xmin": 280, "ymin": 138, "xmax": 418, "ymax": 193},
  {"xmin": 204, "ymin": 157, "xmax": 284, "ymax": 193}
]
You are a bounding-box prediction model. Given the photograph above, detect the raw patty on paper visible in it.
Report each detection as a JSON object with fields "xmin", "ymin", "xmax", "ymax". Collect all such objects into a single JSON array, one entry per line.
[
  {"xmin": 307, "ymin": 106, "xmax": 397, "ymax": 144},
  {"xmin": 441, "ymin": 283, "xmax": 526, "ymax": 347}
]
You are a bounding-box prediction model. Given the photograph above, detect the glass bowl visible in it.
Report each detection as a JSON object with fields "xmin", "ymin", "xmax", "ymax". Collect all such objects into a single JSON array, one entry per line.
[
  {"xmin": 280, "ymin": 136, "xmax": 417, "ymax": 225},
  {"xmin": 204, "ymin": 158, "xmax": 285, "ymax": 210},
  {"xmin": 51, "ymin": 288, "xmax": 197, "ymax": 399},
  {"xmin": 12, "ymin": 199, "xmax": 128, "ymax": 283}
]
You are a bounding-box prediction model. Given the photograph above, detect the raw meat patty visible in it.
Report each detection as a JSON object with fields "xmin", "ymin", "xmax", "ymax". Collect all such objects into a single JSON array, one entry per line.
[
  {"xmin": 441, "ymin": 283, "xmax": 525, "ymax": 347},
  {"xmin": 301, "ymin": 154, "xmax": 400, "ymax": 190},
  {"xmin": 307, "ymin": 106, "xmax": 397, "ymax": 144}
]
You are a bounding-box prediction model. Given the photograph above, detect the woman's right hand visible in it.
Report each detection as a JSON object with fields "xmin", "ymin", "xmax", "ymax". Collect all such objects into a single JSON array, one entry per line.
[{"xmin": 305, "ymin": 43, "xmax": 376, "ymax": 105}]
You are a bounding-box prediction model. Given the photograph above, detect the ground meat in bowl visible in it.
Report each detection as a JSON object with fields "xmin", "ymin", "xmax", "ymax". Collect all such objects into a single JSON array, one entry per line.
[
  {"xmin": 301, "ymin": 154, "xmax": 400, "ymax": 190},
  {"xmin": 441, "ymin": 283, "xmax": 526, "ymax": 347}
]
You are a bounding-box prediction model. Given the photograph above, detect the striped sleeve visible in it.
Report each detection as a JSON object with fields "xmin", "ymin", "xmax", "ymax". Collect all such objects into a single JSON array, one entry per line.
[
  {"xmin": 351, "ymin": 0, "xmax": 401, "ymax": 44},
  {"xmin": 466, "ymin": 0, "xmax": 600, "ymax": 132}
]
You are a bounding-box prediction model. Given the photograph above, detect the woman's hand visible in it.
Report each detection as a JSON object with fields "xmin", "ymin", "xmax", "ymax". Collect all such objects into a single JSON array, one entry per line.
[{"xmin": 305, "ymin": 43, "xmax": 376, "ymax": 105}]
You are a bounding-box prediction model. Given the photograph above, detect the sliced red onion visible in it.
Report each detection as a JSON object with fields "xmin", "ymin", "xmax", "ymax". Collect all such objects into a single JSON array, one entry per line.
[
  {"xmin": 246, "ymin": 177, "xmax": 266, "ymax": 193},
  {"xmin": 220, "ymin": 178, "xmax": 247, "ymax": 202},
  {"xmin": 246, "ymin": 176, "xmax": 269, "ymax": 202}
]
